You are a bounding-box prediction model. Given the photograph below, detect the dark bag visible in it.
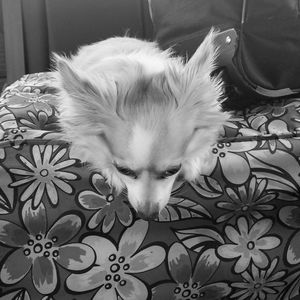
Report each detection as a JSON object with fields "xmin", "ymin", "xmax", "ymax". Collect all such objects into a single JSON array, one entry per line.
[{"xmin": 149, "ymin": 0, "xmax": 300, "ymax": 103}]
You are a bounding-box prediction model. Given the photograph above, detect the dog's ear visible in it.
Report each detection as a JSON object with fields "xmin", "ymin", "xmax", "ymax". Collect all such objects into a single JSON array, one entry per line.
[
  {"xmin": 178, "ymin": 28, "xmax": 223, "ymax": 111},
  {"xmin": 53, "ymin": 54, "xmax": 118, "ymax": 131},
  {"xmin": 54, "ymin": 56, "xmax": 100, "ymax": 101},
  {"xmin": 178, "ymin": 29, "xmax": 231, "ymax": 181},
  {"xmin": 184, "ymin": 28, "xmax": 219, "ymax": 78}
]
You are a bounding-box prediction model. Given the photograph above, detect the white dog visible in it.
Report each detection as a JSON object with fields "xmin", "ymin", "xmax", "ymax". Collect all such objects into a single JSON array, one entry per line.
[{"xmin": 54, "ymin": 30, "xmax": 229, "ymax": 220}]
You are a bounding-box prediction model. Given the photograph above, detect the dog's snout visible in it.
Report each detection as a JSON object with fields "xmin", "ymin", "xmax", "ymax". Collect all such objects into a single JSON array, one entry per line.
[
  {"xmin": 137, "ymin": 210, "xmax": 159, "ymax": 221},
  {"xmin": 136, "ymin": 203, "xmax": 160, "ymax": 221}
]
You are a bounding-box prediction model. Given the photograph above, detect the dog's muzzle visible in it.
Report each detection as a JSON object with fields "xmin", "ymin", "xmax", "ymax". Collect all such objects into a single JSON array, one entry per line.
[{"xmin": 136, "ymin": 203, "xmax": 160, "ymax": 221}]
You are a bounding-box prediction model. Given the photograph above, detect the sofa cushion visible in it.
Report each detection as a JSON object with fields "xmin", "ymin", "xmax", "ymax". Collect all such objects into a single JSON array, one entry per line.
[{"xmin": 0, "ymin": 73, "xmax": 300, "ymax": 299}]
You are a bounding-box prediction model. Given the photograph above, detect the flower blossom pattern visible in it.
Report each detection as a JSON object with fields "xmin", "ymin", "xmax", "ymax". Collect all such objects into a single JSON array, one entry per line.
[
  {"xmin": 279, "ymin": 205, "xmax": 300, "ymax": 265},
  {"xmin": 152, "ymin": 243, "xmax": 231, "ymax": 300},
  {"xmin": 0, "ymin": 199, "xmax": 95, "ymax": 295},
  {"xmin": 9, "ymin": 145, "xmax": 78, "ymax": 207},
  {"xmin": 217, "ymin": 217, "xmax": 281, "ymax": 273},
  {"xmin": 231, "ymin": 258, "xmax": 286, "ymax": 299},
  {"xmin": 66, "ymin": 220, "xmax": 165, "ymax": 300},
  {"xmin": 78, "ymin": 173, "xmax": 133, "ymax": 233},
  {"xmin": 216, "ymin": 176, "xmax": 276, "ymax": 223},
  {"xmin": 203, "ymin": 140, "xmax": 257, "ymax": 185}
]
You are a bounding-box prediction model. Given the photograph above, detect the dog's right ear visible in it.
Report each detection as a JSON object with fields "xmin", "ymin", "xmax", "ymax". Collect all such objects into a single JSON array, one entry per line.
[
  {"xmin": 184, "ymin": 28, "xmax": 219, "ymax": 78},
  {"xmin": 53, "ymin": 54, "xmax": 119, "ymax": 131},
  {"xmin": 54, "ymin": 55, "xmax": 100, "ymax": 99}
]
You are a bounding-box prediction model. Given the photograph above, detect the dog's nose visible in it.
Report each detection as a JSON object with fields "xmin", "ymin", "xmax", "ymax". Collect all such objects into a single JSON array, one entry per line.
[
  {"xmin": 137, "ymin": 210, "xmax": 159, "ymax": 221},
  {"xmin": 136, "ymin": 203, "xmax": 160, "ymax": 221}
]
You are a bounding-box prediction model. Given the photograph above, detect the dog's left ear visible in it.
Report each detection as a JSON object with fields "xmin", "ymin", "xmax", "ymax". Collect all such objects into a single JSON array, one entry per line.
[
  {"xmin": 184, "ymin": 28, "xmax": 219, "ymax": 78},
  {"xmin": 179, "ymin": 29, "xmax": 231, "ymax": 180}
]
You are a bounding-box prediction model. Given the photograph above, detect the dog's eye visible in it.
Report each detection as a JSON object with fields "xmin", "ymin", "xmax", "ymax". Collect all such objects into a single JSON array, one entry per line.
[
  {"xmin": 159, "ymin": 165, "xmax": 181, "ymax": 179},
  {"xmin": 115, "ymin": 164, "xmax": 137, "ymax": 179}
]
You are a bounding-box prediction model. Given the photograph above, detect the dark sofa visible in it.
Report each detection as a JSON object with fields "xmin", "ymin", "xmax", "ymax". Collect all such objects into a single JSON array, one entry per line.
[{"xmin": 1, "ymin": 1, "xmax": 300, "ymax": 299}]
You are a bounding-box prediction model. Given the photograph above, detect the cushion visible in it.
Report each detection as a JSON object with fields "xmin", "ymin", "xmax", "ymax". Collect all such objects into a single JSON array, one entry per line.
[{"xmin": 0, "ymin": 73, "xmax": 300, "ymax": 299}]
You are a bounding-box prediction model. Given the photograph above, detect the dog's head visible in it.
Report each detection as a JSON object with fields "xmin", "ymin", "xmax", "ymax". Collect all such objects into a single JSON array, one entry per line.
[{"xmin": 55, "ymin": 30, "xmax": 230, "ymax": 220}]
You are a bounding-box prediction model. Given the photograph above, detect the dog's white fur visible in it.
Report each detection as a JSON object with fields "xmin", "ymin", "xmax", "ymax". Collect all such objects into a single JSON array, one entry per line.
[{"xmin": 54, "ymin": 30, "xmax": 230, "ymax": 219}]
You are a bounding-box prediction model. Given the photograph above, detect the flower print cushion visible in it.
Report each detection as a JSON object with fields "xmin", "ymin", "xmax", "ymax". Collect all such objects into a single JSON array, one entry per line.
[{"xmin": 0, "ymin": 73, "xmax": 300, "ymax": 299}]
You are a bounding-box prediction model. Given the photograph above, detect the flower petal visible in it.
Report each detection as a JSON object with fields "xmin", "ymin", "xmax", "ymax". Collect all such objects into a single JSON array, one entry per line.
[
  {"xmin": 129, "ymin": 245, "xmax": 165, "ymax": 273},
  {"xmin": 215, "ymin": 212, "xmax": 234, "ymax": 223},
  {"xmin": 225, "ymin": 187, "xmax": 240, "ymax": 204},
  {"xmin": 45, "ymin": 181, "xmax": 58, "ymax": 205},
  {"xmin": 102, "ymin": 211, "xmax": 116, "ymax": 233},
  {"xmin": 82, "ymin": 235, "xmax": 117, "ymax": 265},
  {"xmin": 50, "ymin": 147, "xmax": 67, "ymax": 165},
  {"xmin": 117, "ymin": 204, "xmax": 133, "ymax": 227},
  {"xmin": 117, "ymin": 274, "xmax": 148, "ymax": 300},
  {"xmin": 53, "ymin": 160, "xmax": 76, "ymax": 170},
  {"xmin": 119, "ymin": 220, "xmax": 148, "ymax": 258},
  {"xmin": 46, "ymin": 214, "xmax": 82, "ymax": 246},
  {"xmin": 32, "ymin": 256, "xmax": 57, "ymax": 294},
  {"xmin": 52, "ymin": 178, "xmax": 73, "ymax": 194},
  {"xmin": 220, "ymin": 152, "xmax": 250, "ymax": 184},
  {"xmin": 88, "ymin": 206, "xmax": 109, "ymax": 229},
  {"xmin": 43, "ymin": 145, "xmax": 52, "ymax": 165},
  {"xmin": 234, "ymin": 254, "xmax": 251, "ymax": 273},
  {"xmin": 192, "ymin": 249, "xmax": 220, "ymax": 285},
  {"xmin": 22, "ymin": 199, "xmax": 47, "ymax": 236},
  {"xmin": 33, "ymin": 182, "xmax": 46, "ymax": 208},
  {"xmin": 0, "ymin": 220, "xmax": 29, "ymax": 247},
  {"xmin": 253, "ymin": 178, "xmax": 267, "ymax": 200},
  {"xmin": 0, "ymin": 289, "xmax": 30, "ymax": 300},
  {"xmin": 20, "ymin": 180, "xmax": 40, "ymax": 202},
  {"xmin": 198, "ymin": 282, "xmax": 231, "ymax": 300},
  {"xmin": 217, "ymin": 244, "xmax": 242, "ymax": 259},
  {"xmin": 168, "ymin": 242, "xmax": 192, "ymax": 283},
  {"xmin": 230, "ymin": 289, "xmax": 251, "ymax": 300},
  {"xmin": 9, "ymin": 176, "xmax": 35, "ymax": 187},
  {"xmin": 151, "ymin": 283, "xmax": 177, "ymax": 300},
  {"xmin": 0, "ymin": 248, "xmax": 32, "ymax": 284},
  {"xmin": 92, "ymin": 173, "xmax": 111, "ymax": 195},
  {"xmin": 251, "ymin": 249, "xmax": 269, "ymax": 269},
  {"xmin": 237, "ymin": 217, "xmax": 249, "ymax": 236},
  {"xmin": 19, "ymin": 154, "xmax": 36, "ymax": 171},
  {"xmin": 32, "ymin": 145, "xmax": 43, "ymax": 168},
  {"xmin": 78, "ymin": 190, "xmax": 107, "ymax": 210},
  {"xmin": 249, "ymin": 219, "xmax": 273, "ymax": 240},
  {"xmin": 9, "ymin": 168, "xmax": 33, "ymax": 176},
  {"xmin": 55, "ymin": 171, "xmax": 77, "ymax": 180},
  {"xmin": 56, "ymin": 243, "xmax": 95, "ymax": 271},
  {"xmin": 256, "ymin": 236, "xmax": 281, "ymax": 250},
  {"xmin": 265, "ymin": 258, "xmax": 278, "ymax": 278},
  {"xmin": 287, "ymin": 231, "xmax": 300, "ymax": 265},
  {"xmin": 229, "ymin": 140, "xmax": 258, "ymax": 152},
  {"xmin": 224, "ymin": 225, "xmax": 240, "ymax": 244},
  {"xmin": 93, "ymin": 287, "xmax": 118, "ymax": 300},
  {"xmin": 279, "ymin": 206, "xmax": 300, "ymax": 229},
  {"xmin": 66, "ymin": 266, "xmax": 106, "ymax": 292}
]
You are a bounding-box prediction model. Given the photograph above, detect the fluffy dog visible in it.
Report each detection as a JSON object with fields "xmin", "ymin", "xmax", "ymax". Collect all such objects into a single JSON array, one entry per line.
[{"xmin": 54, "ymin": 30, "xmax": 230, "ymax": 220}]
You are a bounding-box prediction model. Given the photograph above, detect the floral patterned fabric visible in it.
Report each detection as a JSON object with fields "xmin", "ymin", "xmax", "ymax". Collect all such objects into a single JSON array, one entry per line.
[{"xmin": 0, "ymin": 73, "xmax": 300, "ymax": 299}]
